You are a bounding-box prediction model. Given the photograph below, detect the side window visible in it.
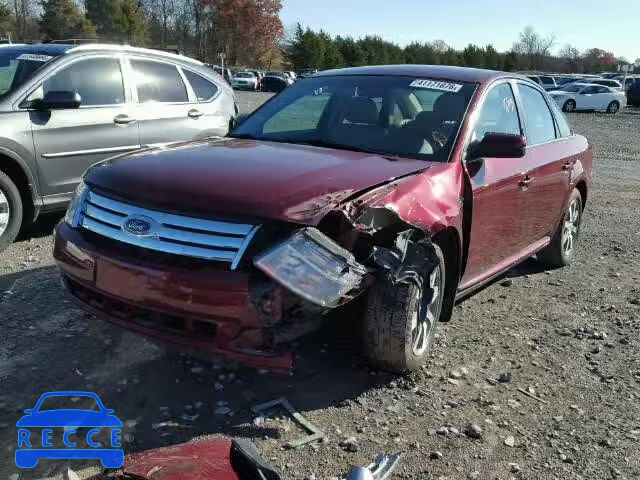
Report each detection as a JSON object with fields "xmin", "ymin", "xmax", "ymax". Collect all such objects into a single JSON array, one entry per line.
[
  {"xmin": 540, "ymin": 76, "xmax": 553, "ymax": 84},
  {"xmin": 472, "ymin": 83, "xmax": 521, "ymax": 141},
  {"xmin": 583, "ymin": 86, "xmax": 598, "ymax": 94},
  {"xmin": 183, "ymin": 70, "xmax": 219, "ymax": 102},
  {"xmin": 263, "ymin": 92, "xmax": 331, "ymax": 134},
  {"xmin": 518, "ymin": 84, "xmax": 556, "ymax": 144},
  {"xmin": 131, "ymin": 59, "xmax": 188, "ymax": 103},
  {"xmin": 595, "ymin": 86, "xmax": 609, "ymax": 94},
  {"xmin": 549, "ymin": 99, "xmax": 572, "ymax": 137},
  {"xmin": 43, "ymin": 57, "xmax": 124, "ymax": 106}
]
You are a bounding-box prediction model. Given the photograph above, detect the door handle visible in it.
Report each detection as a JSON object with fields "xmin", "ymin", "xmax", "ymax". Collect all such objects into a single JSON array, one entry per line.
[
  {"xmin": 188, "ymin": 109, "xmax": 204, "ymax": 119},
  {"xmin": 518, "ymin": 175, "xmax": 533, "ymax": 191},
  {"xmin": 113, "ymin": 114, "xmax": 136, "ymax": 125}
]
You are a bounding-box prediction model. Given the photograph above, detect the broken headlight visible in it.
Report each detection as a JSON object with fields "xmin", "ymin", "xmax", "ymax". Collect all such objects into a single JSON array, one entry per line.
[
  {"xmin": 254, "ymin": 228, "xmax": 367, "ymax": 308},
  {"xmin": 64, "ymin": 180, "xmax": 88, "ymax": 227}
]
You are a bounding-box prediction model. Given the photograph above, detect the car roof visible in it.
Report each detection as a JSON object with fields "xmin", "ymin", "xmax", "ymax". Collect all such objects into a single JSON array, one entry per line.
[
  {"xmin": 67, "ymin": 43, "xmax": 202, "ymax": 65},
  {"xmin": 316, "ymin": 65, "xmax": 519, "ymax": 84}
]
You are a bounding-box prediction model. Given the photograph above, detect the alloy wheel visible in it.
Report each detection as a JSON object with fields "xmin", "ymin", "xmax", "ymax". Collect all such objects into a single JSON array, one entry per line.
[
  {"xmin": 0, "ymin": 188, "xmax": 10, "ymax": 237},
  {"xmin": 609, "ymin": 102, "xmax": 619, "ymax": 113},
  {"xmin": 561, "ymin": 198, "xmax": 580, "ymax": 256},
  {"xmin": 410, "ymin": 265, "xmax": 443, "ymax": 356}
]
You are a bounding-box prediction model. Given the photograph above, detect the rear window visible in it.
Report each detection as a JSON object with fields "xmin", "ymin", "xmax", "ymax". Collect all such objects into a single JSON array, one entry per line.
[
  {"xmin": 183, "ymin": 69, "xmax": 218, "ymax": 102},
  {"xmin": 131, "ymin": 59, "xmax": 188, "ymax": 103}
]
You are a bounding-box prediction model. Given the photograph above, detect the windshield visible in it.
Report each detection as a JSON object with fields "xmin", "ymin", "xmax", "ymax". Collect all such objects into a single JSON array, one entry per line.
[
  {"xmin": 236, "ymin": 72, "xmax": 254, "ymax": 78},
  {"xmin": 558, "ymin": 84, "xmax": 584, "ymax": 92},
  {"xmin": 232, "ymin": 75, "xmax": 476, "ymax": 162},
  {"xmin": 0, "ymin": 50, "xmax": 58, "ymax": 96}
]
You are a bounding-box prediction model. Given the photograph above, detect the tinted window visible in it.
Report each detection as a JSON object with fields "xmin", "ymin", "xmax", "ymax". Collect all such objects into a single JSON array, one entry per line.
[
  {"xmin": 131, "ymin": 60, "xmax": 188, "ymax": 103},
  {"xmin": 43, "ymin": 57, "xmax": 124, "ymax": 106},
  {"xmin": 183, "ymin": 70, "xmax": 218, "ymax": 102},
  {"xmin": 472, "ymin": 83, "xmax": 521, "ymax": 141},
  {"xmin": 540, "ymin": 76, "xmax": 553, "ymax": 83},
  {"xmin": 549, "ymin": 99, "xmax": 572, "ymax": 137},
  {"xmin": 518, "ymin": 84, "xmax": 556, "ymax": 144}
]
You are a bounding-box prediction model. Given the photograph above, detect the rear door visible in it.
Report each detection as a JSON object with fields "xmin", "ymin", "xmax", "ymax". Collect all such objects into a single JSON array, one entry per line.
[
  {"xmin": 128, "ymin": 57, "xmax": 214, "ymax": 147},
  {"xmin": 514, "ymin": 82, "xmax": 572, "ymax": 242},
  {"xmin": 29, "ymin": 55, "xmax": 140, "ymax": 196},
  {"xmin": 461, "ymin": 81, "xmax": 532, "ymax": 287},
  {"xmin": 577, "ymin": 85, "xmax": 599, "ymax": 109}
]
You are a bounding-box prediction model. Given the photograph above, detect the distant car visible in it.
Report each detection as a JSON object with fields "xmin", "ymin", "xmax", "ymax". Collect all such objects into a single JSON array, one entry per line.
[
  {"xmin": 15, "ymin": 391, "xmax": 123, "ymax": 468},
  {"xmin": 0, "ymin": 43, "xmax": 237, "ymax": 253},
  {"xmin": 527, "ymin": 75, "xmax": 557, "ymax": 91},
  {"xmin": 260, "ymin": 75, "xmax": 290, "ymax": 93},
  {"xmin": 232, "ymin": 71, "xmax": 258, "ymax": 91},
  {"xmin": 210, "ymin": 65, "xmax": 233, "ymax": 84},
  {"xmin": 615, "ymin": 76, "xmax": 640, "ymax": 92},
  {"xmin": 548, "ymin": 83, "xmax": 626, "ymax": 113},
  {"xmin": 584, "ymin": 78, "xmax": 623, "ymax": 90},
  {"xmin": 284, "ymin": 71, "xmax": 297, "ymax": 81}
]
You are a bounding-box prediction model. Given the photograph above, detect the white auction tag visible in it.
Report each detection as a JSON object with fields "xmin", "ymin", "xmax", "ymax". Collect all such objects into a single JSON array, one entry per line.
[
  {"xmin": 16, "ymin": 54, "xmax": 53, "ymax": 62},
  {"xmin": 410, "ymin": 79, "xmax": 463, "ymax": 93}
]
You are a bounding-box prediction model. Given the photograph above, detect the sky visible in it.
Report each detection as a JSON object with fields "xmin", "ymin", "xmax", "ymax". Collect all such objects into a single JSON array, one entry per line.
[{"xmin": 280, "ymin": 0, "xmax": 638, "ymax": 63}]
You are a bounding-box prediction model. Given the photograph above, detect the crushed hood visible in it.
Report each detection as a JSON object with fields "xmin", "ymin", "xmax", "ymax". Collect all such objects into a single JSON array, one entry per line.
[{"xmin": 84, "ymin": 138, "xmax": 432, "ymax": 225}]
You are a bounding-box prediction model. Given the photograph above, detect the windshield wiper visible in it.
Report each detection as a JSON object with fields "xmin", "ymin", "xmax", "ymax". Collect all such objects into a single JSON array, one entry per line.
[{"xmin": 298, "ymin": 139, "xmax": 400, "ymax": 160}]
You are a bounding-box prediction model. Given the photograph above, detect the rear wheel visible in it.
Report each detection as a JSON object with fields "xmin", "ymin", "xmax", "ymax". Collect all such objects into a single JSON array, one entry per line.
[
  {"xmin": 363, "ymin": 243, "xmax": 446, "ymax": 373},
  {"xmin": 607, "ymin": 101, "xmax": 620, "ymax": 114},
  {"xmin": 537, "ymin": 188, "xmax": 582, "ymax": 268},
  {"xmin": 0, "ymin": 171, "xmax": 22, "ymax": 253},
  {"xmin": 563, "ymin": 99, "xmax": 576, "ymax": 112}
]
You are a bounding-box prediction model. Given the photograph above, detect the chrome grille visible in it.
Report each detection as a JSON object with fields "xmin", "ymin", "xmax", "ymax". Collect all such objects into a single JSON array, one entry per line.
[{"xmin": 78, "ymin": 190, "xmax": 259, "ymax": 269}]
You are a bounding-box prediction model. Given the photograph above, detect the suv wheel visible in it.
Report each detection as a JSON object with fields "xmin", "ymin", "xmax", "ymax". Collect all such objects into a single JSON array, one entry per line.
[
  {"xmin": 537, "ymin": 188, "xmax": 582, "ymax": 268},
  {"xmin": 363, "ymin": 243, "xmax": 446, "ymax": 373},
  {"xmin": 0, "ymin": 171, "xmax": 22, "ymax": 252}
]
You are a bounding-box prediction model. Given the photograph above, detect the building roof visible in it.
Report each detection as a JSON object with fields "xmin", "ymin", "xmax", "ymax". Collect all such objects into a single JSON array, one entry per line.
[{"xmin": 316, "ymin": 64, "xmax": 517, "ymax": 83}]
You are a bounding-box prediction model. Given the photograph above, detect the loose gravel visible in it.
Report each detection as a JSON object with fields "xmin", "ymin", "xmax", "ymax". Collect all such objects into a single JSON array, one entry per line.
[{"xmin": 0, "ymin": 94, "xmax": 638, "ymax": 479}]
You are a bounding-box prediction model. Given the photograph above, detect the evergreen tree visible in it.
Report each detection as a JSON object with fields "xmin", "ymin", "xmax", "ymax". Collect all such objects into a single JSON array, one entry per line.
[{"xmin": 40, "ymin": 0, "xmax": 96, "ymax": 40}]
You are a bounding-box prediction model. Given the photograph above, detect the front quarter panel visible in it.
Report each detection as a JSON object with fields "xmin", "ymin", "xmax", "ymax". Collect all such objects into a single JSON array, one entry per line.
[{"xmin": 0, "ymin": 111, "xmax": 40, "ymax": 198}]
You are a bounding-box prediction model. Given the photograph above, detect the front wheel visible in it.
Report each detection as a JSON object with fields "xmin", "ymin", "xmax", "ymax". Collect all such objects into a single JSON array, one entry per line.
[
  {"xmin": 607, "ymin": 101, "xmax": 620, "ymax": 114},
  {"xmin": 537, "ymin": 188, "xmax": 583, "ymax": 268},
  {"xmin": 363, "ymin": 243, "xmax": 446, "ymax": 373},
  {"xmin": 563, "ymin": 99, "xmax": 576, "ymax": 112},
  {"xmin": 0, "ymin": 170, "xmax": 23, "ymax": 253}
]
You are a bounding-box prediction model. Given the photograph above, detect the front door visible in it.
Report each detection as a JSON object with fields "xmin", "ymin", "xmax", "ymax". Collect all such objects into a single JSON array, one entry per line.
[
  {"xmin": 128, "ymin": 58, "xmax": 206, "ymax": 147},
  {"xmin": 461, "ymin": 81, "xmax": 532, "ymax": 288},
  {"xmin": 30, "ymin": 55, "xmax": 140, "ymax": 197}
]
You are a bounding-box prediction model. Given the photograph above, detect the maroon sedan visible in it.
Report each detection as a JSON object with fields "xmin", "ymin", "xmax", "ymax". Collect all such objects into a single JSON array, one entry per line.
[{"xmin": 54, "ymin": 65, "xmax": 591, "ymax": 373}]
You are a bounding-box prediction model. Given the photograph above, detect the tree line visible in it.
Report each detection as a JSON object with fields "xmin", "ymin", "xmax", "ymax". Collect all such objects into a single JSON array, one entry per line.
[
  {"xmin": 286, "ymin": 24, "xmax": 633, "ymax": 74},
  {"xmin": 1, "ymin": 0, "xmax": 284, "ymax": 67}
]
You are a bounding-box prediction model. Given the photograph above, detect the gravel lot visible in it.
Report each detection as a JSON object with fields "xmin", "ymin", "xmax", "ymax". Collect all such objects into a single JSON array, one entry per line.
[{"xmin": 1, "ymin": 92, "xmax": 639, "ymax": 480}]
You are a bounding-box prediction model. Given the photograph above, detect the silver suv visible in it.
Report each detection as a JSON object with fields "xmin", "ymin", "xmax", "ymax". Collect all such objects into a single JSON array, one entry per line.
[{"xmin": 0, "ymin": 43, "xmax": 237, "ymax": 251}]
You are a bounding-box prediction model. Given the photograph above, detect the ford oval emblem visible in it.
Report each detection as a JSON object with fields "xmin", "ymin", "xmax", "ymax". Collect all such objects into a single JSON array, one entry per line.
[{"xmin": 122, "ymin": 215, "xmax": 156, "ymax": 237}]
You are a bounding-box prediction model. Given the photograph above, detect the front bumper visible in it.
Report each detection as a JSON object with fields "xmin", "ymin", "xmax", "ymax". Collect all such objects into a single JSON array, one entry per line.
[{"xmin": 53, "ymin": 222, "xmax": 292, "ymax": 372}]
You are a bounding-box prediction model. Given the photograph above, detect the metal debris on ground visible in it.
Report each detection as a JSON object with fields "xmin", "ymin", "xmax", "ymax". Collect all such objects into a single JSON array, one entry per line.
[
  {"xmin": 517, "ymin": 387, "xmax": 549, "ymax": 404},
  {"xmin": 251, "ymin": 397, "xmax": 325, "ymax": 449},
  {"xmin": 346, "ymin": 452, "xmax": 403, "ymax": 480}
]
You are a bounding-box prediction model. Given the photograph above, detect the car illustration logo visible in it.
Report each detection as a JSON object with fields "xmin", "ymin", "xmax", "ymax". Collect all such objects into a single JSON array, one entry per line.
[
  {"xmin": 122, "ymin": 215, "xmax": 156, "ymax": 237},
  {"xmin": 15, "ymin": 391, "xmax": 124, "ymax": 469}
]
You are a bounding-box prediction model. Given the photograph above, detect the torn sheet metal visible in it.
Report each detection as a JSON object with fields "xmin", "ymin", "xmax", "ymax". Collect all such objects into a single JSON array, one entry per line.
[
  {"xmin": 254, "ymin": 228, "xmax": 367, "ymax": 308},
  {"xmin": 252, "ymin": 397, "xmax": 326, "ymax": 449}
]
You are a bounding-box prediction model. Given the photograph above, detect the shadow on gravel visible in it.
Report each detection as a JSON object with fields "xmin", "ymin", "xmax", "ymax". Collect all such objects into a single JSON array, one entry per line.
[{"xmin": 16, "ymin": 212, "xmax": 64, "ymax": 242}]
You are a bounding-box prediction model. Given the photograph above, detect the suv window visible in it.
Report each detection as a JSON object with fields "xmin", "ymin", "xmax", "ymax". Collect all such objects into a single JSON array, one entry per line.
[
  {"xmin": 183, "ymin": 70, "xmax": 218, "ymax": 102},
  {"xmin": 43, "ymin": 57, "xmax": 124, "ymax": 106},
  {"xmin": 540, "ymin": 76, "xmax": 554, "ymax": 84},
  {"xmin": 472, "ymin": 83, "xmax": 521, "ymax": 141},
  {"xmin": 131, "ymin": 59, "xmax": 188, "ymax": 103},
  {"xmin": 518, "ymin": 84, "xmax": 556, "ymax": 144}
]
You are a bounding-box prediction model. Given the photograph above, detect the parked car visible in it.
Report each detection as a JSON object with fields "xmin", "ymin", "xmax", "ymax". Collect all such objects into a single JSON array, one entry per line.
[
  {"xmin": 210, "ymin": 65, "xmax": 233, "ymax": 84},
  {"xmin": 231, "ymin": 71, "xmax": 258, "ymax": 91},
  {"xmin": 584, "ymin": 78, "xmax": 623, "ymax": 90},
  {"xmin": 627, "ymin": 81, "xmax": 640, "ymax": 107},
  {"xmin": 615, "ymin": 76, "xmax": 640, "ymax": 92},
  {"xmin": 297, "ymin": 68, "xmax": 318, "ymax": 78},
  {"xmin": 54, "ymin": 66, "xmax": 591, "ymax": 373},
  {"xmin": 260, "ymin": 74, "xmax": 291, "ymax": 92},
  {"xmin": 548, "ymin": 83, "xmax": 626, "ymax": 113},
  {"xmin": 0, "ymin": 43, "xmax": 237, "ymax": 252},
  {"xmin": 283, "ymin": 71, "xmax": 297, "ymax": 81},
  {"xmin": 526, "ymin": 74, "xmax": 557, "ymax": 91}
]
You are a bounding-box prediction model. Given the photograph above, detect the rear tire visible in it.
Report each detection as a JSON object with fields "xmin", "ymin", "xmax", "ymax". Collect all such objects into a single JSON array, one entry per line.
[
  {"xmin": 562, "ymin": 100, "xmax": 576, "ymax": 112},
  {"xmin": 363, "ymin": 243, "xmax": 446, "ymax": 373},
  {"xmin": 537, "ymin": 188, "xmax": 582, "ymax": 268},
  {"xmin": 0, "ymin": 170, "xmax": 22, "ymax": 253},
  {"xmin": 607, "ymin": 101, "xmax": 620, "ymax": 114}
]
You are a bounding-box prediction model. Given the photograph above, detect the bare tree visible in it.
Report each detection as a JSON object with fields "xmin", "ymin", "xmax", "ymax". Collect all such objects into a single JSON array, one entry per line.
[
  {"xmin": 513, "ymin": 26, "xmax": 555, "ymax": 70},
  {"xmin": 559, "ymin": 44, "xmax": 582, "ymax": 72}
]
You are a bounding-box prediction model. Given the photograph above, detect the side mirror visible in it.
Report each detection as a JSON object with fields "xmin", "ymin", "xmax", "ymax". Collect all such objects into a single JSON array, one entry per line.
[
  {"xmin": 468, "ymin": 132, "xmax": 526, "ymax": 160},
  {"xmin": 39, "ymin": 91, "xmax": 81, "ymax": 110}
]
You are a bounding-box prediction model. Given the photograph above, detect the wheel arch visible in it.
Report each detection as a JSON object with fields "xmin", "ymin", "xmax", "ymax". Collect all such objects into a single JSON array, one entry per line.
[
  {"xmin": 0, "ymin": 151, "xmax": 38, "ymax": 223},
  {"xmin": 575, "ymin": 179, "xmax": 588, "ymax": 207}
]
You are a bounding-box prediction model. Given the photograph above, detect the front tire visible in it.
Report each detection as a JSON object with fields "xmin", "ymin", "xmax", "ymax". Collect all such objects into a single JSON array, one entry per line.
[
  {"xmin": 607, "ymin": 101, "xmax": 620, "ymax": 114},
  {"xmin": 563, "ymin": 99, "xmax": 576, "ymax": 112},
  {"xmin": 364, "ymin": 243, "xmax": 446, "ymax": 373},
  {"xmin": 0, "ymin": 170, "xmax": 23, "ymax": 252},
  {"xmin": 537, "ymin": 188, "xmax": 582, "ymax": 268}
]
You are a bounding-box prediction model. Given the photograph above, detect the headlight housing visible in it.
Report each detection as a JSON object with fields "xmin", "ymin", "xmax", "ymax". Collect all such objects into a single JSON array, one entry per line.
[{"xmin": 64, "ymin": 180, "xmax": 88, "ymax": 227}]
